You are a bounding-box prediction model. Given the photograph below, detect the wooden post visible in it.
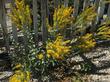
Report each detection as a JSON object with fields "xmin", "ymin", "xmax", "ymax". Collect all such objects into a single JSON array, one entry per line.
[
  {"xmin": 0, "ymin": 0, "xmax": 10, "ymax": 52},
  {"xmin": 12, "ymin": 24, "xmax": 18, "ymax": 42},
  {"xmin": 23, "ymin": 30, "xmax": 28, "ymax": 54},
  {"xmin": 0, "ymin": 0, "xmax": 2, "ymax": 26},
  {"xmin": 33, "ymin": 0, "xmax": 38, "ymax": 46},
  {"xmin": 54, "ymin": 0, "xmax": 60, "ymax": 8},
  {"xmin": 11, "ymin": 0, "xmax": 18, "ymax": 42},
  {"xmin": 96, "ymin": 0, "xmax": 105, "ymax": 24},
  {"xmin": 90, "ymin": 0, "xmax": 100, "ymax": 32},
  {"xmin": 41, "ymin": 0, "xmax": 48, "ymax": 44},
  {"xmin": 46, "ymin": 0, "xmax": 49, "ymax": 17},
  {"xmin": 73, "ymin": 0, "xmax": 79, "ymax": 18},
  {"xmin": 83, "ymin": 0, "xmax": 90, "ymax": 10},
  {"xmin": 40, "ymin": 1, "xmax": 48, "ymax": 79},
  {"xmin": 94, "ymin": 0, "xmax": 100, "ymax": 11},
  {"xmin": 107, "ymin": 4, "xmax": 110, "ymax": 19},
  {"xmin": 64, "ymin": 0, "xmax": 69, "ymax": 7}
]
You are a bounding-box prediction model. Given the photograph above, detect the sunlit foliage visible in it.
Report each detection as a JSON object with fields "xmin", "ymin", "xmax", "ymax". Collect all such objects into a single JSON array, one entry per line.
[
  {"xmin": 37, "ymin": 35, "xmax": 71, "ymax": 60},
  {"xmin": 9, "ymin": 70, "xmax": 30, "ymax": 82},
  {"xmin": 9, "ymin": 0, "xmax": 110, "ymax": 81},
  {"xmin": 74, "ymin": 33, "xmax": 96, "ymax": 52},
  {"xmin": 97, "ymin": 26, "xmax": 110, "ymax": 40},
  {"xmin": 74, "ymin": 6, "xmax": 97, "ymax": 34},
  {"xmin": 10, "ymin": 0, "xmax": 32, "ymax": 29},
  {"xmin": 48, "ymin": 5, "xmax": 73, "ymax": 32}
]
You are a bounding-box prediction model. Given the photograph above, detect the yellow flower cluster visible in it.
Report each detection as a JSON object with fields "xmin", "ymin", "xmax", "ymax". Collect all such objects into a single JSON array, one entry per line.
[
  {"xmin": 9, "ymin": 70, "xmax": 30, "ymax": 82},
  {"xmin": 10, "ymin": 0, "xmax": 32, "ymax": 29},
  {"xmin": 37, "ymin": 36, "xmax": 71, "ymax": 60},
  {"xmin": 37, "ymin": 53, "xmax": 44, "ymax": 60},
  {"xmin": 48, "ymin": 5, "xmax": 73, "ymax": 31},
  {"xmin": 75, "ymin": 6, "xmax": 96, "ymax": 33},
  {"xmin": 77, "ymin": 33, "xmax": 96, "ymax": 52},
  {"xmin": 13, "ymin": 63, "xmax": 22, "ymax": 70},
  {"xmin": 47, "ymin": 36, "xmax": 71, "ymax": 59},
  {"xmin": 83, "ymin": 6, "xmax": 96, "ymax": 22},
  {"xmin": 97, "ymin": 26, "xmax": 110, "ymax": 40}
]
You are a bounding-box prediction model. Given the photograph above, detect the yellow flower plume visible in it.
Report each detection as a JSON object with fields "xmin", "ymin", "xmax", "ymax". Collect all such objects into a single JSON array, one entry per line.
[
  {"xmin": 9, "ymin": 0, "xmax": 32, "ymax": 29},
  {"xmin": 9, "ymin": 70, "xmax": 30, "ymax": 82}
]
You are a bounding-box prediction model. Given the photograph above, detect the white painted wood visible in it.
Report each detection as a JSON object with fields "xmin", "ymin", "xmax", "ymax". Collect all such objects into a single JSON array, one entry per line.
[
  {"xmin": 107, "ymin": 4, "xmax": 110, "ymax": 19},
  {"xmin": 64, "ymin": 0, "xmax": 68, "ymax": 7},
  {"xmin": 33, "ymin": 0, "xmax": 38, "ymax": 46},
  {"xmin": 0, "ymin": 0, "xmax": 10, "ymax": 52},
  {"xmin": 83, "ymin": 0, "xmax": 90, "ymax": 10},
  {"xmin": 73, "ymin": 0, "xmax": 79, "ymax": 17},
  {"xmin": 41, "ymin": 0, "xmax": 48, "ymax": 43},
  {"xmin": 96, "ymin": 0, "xmax": 105, "ymax": 24}
]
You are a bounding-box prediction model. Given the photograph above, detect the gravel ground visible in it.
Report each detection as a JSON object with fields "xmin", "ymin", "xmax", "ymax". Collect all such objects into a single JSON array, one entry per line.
[
  {"xmin": 71, "ymin": 47, "xmax": 110, "ymax": 82},
  {"xmin": 0, "ymin": 71, "xmax": 13, "ymax": 82}
]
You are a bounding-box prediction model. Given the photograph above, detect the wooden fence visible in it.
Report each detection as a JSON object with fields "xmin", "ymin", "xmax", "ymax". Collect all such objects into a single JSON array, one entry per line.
[{"xmin": 0, "ymin": 0, "xmax": 110, "ymax": 53}]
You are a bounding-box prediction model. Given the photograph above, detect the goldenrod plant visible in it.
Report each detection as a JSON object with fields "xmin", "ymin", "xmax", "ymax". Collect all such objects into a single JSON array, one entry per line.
[
  {"xmin": 36, "ymin": 35, "xmax": 71, "ymax": 60},
  {"xmin": 53, "ymin": 6, "xmax": 73, "ymax": 29},
  {"xmin": 10, "ymin": 0, "xmax": 36, "ymax": 81},
  {"xmin": 73, "ymin": 6, "xmax": 97, "ymax": 35},
  {"xmin": 46, "ymin": 35, "xmax": 71, "ymax": 59},
  {"xmin": 34, "ymin": 35, "xmax": 71, "ymax": 80},
  {"xmin": 9, "ymin": 0, "xmax": 110, "ymax": 81},
  {"xmin": 10, "ymin": 0, "xmax": 32, "ymax": 29},
  {"xmin": 35, "ymin": 6, "xmax": 73, "ymax": 79},
  {"xmin": 96, "ymin": 19, "xmax": 110, "ymax": 40},
  {"xmin": 9, "ymin": 64, "xmax": 31, "ymax": 82},
  {"xmin": 97, "ymin": 26, "xmax": 110, "ymax": 40},
  {"xmin": 9, "ymin": 70, "xmax": 30, "ymax": 82},
  {"xmin": 72, "ymin": 33, "xmax": 96, "ymax": 53},
  {"xmin": 10, "ymin": 1, "xmax": 72, "ymax": 81},
  {"xmin": 47, "ymin": 5, "xmax": 74, "ymax": 33}
]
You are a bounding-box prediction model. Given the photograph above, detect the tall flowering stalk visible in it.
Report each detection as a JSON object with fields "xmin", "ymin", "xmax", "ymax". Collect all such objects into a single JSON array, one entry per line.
[
  {"xmin": 10, "ymin": 0, "xmax": 32, "ymax": 29},
  {"xmin": 9, "ymin": 0, "xmax": 36, "ymax": 81},
  {"xmin": 47, "ymin": 5, "xmax": 73, "ymax": 33}
]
